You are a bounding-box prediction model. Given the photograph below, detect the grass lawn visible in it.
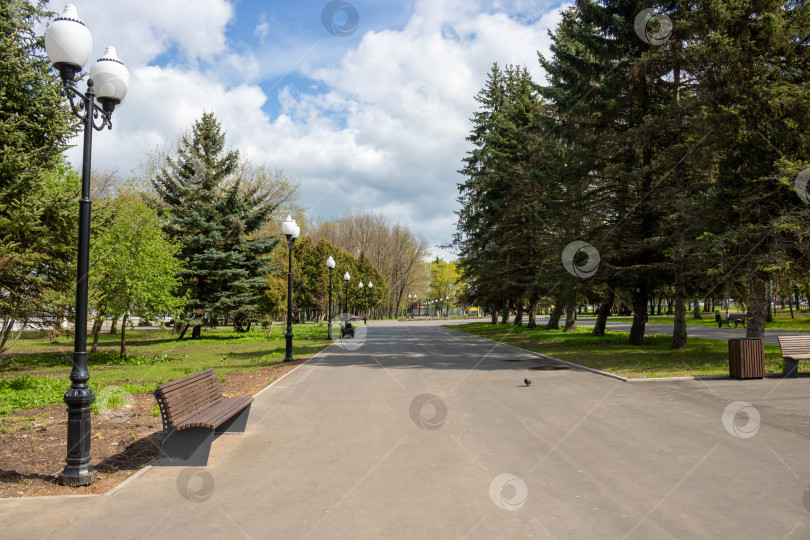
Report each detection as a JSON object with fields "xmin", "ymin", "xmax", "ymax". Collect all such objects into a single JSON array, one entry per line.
[
  {"xmin": 0, "ymin": 324, "xmax": 331, "ymax": 416},
  {"xmin": 450, "ymin": 322, "xmax": 798, "ymax": 379},
  {"xmin": 577, "ymin": 312, "xmax": 810, "ymax": 331}
]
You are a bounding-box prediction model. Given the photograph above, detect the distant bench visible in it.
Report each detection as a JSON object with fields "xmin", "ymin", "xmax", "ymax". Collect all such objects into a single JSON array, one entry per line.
[
  {"xmin": 716, "ymin": 312, "xmax": 747, "ymax": 328},
  {"xmin": 777, "ymin": 335, "xmax": 810, "ymax": 378},
  {"xmin": 153, "ymin": 368, "xmax": 253, "ymax": 466}
]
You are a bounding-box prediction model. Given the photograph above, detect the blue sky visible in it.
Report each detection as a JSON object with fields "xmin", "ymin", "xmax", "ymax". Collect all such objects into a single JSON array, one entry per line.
[{"xmin": 60, "ymin": 0, "xmax": 567, "ymax": 258}]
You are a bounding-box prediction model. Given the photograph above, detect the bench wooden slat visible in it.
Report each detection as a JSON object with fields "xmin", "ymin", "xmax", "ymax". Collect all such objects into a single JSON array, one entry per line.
[
  {"xmin": 180, "ymin": 399, "xmax": 251, "ymax": 430},
  {"xmin": 163, "ymin": 388, "xmax": 222, "ymax": 425},
  {"xmin": 177, "ymin": 397, "xmax": 253, "ymax": 430},
  {"xmin": 158, "ymin": 368, "xmax": 215, "ymax": 391},
  {"xmin": 162, "ymin": 383, "xmax": 222, "ymax": 416}
]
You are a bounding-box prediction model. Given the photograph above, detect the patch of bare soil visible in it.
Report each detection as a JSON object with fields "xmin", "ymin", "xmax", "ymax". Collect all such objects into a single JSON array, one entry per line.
[{"xmin": 0, "ymin": 359, "xmax": 307, "ymax": 498}]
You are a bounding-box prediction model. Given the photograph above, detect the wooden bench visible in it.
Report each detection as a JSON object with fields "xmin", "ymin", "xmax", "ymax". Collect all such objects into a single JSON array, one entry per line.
[
  {"xmin": 716, "ymin": 312, "xmax": 747, "ymax": 328},
  {"xmin": 777, "ymin": 336, "xmax": 810, "ymax": 378},
  {"xmin": 153, "ymin": 368, "xmax": 253, "ymax": 466}
]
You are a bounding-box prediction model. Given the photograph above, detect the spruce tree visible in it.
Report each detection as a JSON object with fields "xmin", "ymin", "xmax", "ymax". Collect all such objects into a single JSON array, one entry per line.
[
  {"xmin": 152, "ymin": 113, "xmax": 278, "ymax": 337},
  {"xmin": 0, "ymin": 0, "xmax": 81, "ymax": 348}
]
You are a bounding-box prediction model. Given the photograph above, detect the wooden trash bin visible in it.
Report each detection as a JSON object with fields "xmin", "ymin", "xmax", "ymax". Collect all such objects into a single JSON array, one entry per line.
[{"xmin": 728, "ymin": 338, "xmax": 764, "ymax": 379}]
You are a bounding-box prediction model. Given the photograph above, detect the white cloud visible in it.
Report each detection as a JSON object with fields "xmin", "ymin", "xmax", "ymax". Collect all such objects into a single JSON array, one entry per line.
[
  {"xmin": 65, "ymin": 0, "xmax": 234, "ymax": 68},
  {"xmin": 63, "ymin": 0, "xmax": 567, "ymax": 259}
]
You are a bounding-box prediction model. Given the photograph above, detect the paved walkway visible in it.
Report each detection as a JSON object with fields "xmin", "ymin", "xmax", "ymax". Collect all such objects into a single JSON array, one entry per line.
[{"xmin": 1, "ymin": 322, "xmax": 809, "ymax": 539}]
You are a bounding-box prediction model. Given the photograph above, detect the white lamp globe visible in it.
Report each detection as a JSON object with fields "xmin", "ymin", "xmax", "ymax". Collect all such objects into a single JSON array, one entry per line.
[
  {"xmin": 292, "ymin": 224, "xmax": 300, "ymax": 239},
  {"xmin": 44, "ymin": 4, "xmax": 92, "ymax": 77},
  {"xmin": 368, "ymin": 282, "xmax": 372, "ymax": 288},
  {"xmin": 343, "ymin": 272, "xmax": 350, "ymax": 281},
  {"xmin": 281, "ymin": 215, "xmax": 295, "ymax": 236},
  {"xmin": 89, "ymin": 46, "xmax": 129, "ymax": 107},
  {"xmin": 326, "ymin": 256, "xmax": 336, "ymax": 269}
]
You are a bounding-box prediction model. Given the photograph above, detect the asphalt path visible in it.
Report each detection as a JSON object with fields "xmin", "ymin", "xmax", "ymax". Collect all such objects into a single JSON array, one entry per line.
[{"xmin": 1, "ymin": 321, "xmax": 808, "ymax": 539}]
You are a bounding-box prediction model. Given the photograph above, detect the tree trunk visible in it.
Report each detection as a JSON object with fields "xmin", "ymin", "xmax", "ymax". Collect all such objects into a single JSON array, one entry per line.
[
  {"xmin": 120, "ymin": 313, "xmax": 128, "ymax": 359},
  {"xmin": 0, "ymin": 318, "xmax": 14, "ymax": 353},
  {"xmin": 500, "ymin": 300, "xmax": 509, "ymax": 324},
  {"xmin": 526, "ymin": 297, "xmax": 538, "ymax": 329},
  {"xmin": 747, "ymin": 273, "xmax": 768, "ymax": 339},
  {"xmin": 593, "ymin": 286, "xmax": 615, "ymax": 336},
  {"xmin": 692, "ymin": 296, "xmax": 703, "ymax": 319},
  {"xmin": 514, "ymin": 302, "xmax": 524, "ymax": 326},
  {"xmin": 490, "ymin": 306, "xmax": 498, "ymax": 325},
  {"xmin": 671, "ymin": 261, "xmax": 688, "ymax": 349},
  {"xmin": 109, "ymin": 316, "xmax": 118, "ymax": 334},
  {"xmin": 629, "ymin": 286, "xmax": 649, "ymax": 346},
  {"xmin": 0, "ymin": 319, "xmax": 27, "ymax": 355},
  {"xmin": 178, "ymin": 322, "xmax": 189, "ymax": 340},
  {"xmin": 90, "ymin": 313, "xmax": 104, "ymax": 355},
  {"xmin": 564, "ymin": 294, "xmax": 577, "ymax": 332},
  {"xmin": 788, "ymin": 285, "xmax": 794, "ymax": 319},
  {"xmin": 192, "ymin": 324, "xmax": 202, "ymax": 339},
  {"xmin": 547, "ymin": 297, "xmax": 564, "ymax": 330}
]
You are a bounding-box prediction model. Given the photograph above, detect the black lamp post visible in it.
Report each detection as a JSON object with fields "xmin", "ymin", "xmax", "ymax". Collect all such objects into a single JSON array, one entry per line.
[
  {"xmin": 326, "ymin": 256, "xmax": 335, "ymax": 339},
  {"xmin": 44, "ymin": 5, "xmax": 129, "ymax": 487},
  {"xmin": 343, "ymin": 271, "xmax": 350, "ymax": 317},
  {"xmin": 358, "ymin": 282, "xmax": 364, "ymax": 321},
  {"xmin": 282, "ymin": 216, "xmax": 300, "ymax": 362},
  {"xmin": 366, "ymin": 282, "xmax": 372, "ymax": 321}
]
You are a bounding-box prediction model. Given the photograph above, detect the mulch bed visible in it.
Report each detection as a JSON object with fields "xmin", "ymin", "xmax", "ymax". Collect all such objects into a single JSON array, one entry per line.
[{"xmin": 0, "ymin": 359, "xmax": 307, "ymax": 498}]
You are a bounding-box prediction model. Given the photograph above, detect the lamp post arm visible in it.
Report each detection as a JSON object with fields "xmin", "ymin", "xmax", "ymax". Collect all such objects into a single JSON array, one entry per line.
[{"xmin": 63, "ymin": 79, "xmax": 112, "ymax": 131}]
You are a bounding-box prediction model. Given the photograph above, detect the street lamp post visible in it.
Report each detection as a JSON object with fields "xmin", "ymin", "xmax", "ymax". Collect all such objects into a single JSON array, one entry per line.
[
  {"xmin": 358, "ymin": 282, "xmax": 364, "ymax": 322},
  {"xmin": 44, "ymin": 4, "xmax": 129, "ymax": 487},
  {"xmin": 343, "ymin": 272, "xmax": 350, "ymax": 317},
  {"xmin": 282, "ymin": 216, "xmax": 300, "ymax": 362},
  {"xmin": 326, "ymin": 256, "xmax": 335, "ymax": 339},
  {"xmin": 366, "ymin": 282, "xmax": 372, "ymax": 322}
]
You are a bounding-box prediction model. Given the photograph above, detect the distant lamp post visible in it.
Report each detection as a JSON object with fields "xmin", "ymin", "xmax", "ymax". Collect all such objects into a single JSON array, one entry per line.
[
  {"xmin": 343, "ymin": 272, "xmax": 350, "ymax": 317},
  {"xmin": 45, "ymin": 4, "xmax": 129, "ymax": 487},
  {"xmin": 282, "ymin": 216, "xmax": 300, "ymax": 362},
  {"xmin": 358, "ymin": 282, "xmax": 364, "ymax": 319},
  {"xmin": 366, "ymin": 282, "xmax": 372, "ymax": 321},
  {"xmin": 326, "ymin": 256, "xmax": 336, "ymax": 339}
]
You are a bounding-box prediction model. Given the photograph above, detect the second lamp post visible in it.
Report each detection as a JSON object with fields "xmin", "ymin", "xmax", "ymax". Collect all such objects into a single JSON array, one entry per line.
[
  {"xmin": 282, "ymin": 216, "xmax": 300, "ymax": 362},
  {"xmin": 326, "ymin": 256, "xmax": 335, "ymax": 339}
]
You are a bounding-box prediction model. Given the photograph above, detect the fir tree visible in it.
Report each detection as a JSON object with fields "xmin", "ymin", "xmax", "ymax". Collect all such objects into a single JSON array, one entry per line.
[
  {"xmin": 152, "ymin": 113, "xmax": 279, "ymax": 338},
  {"xmin": 0, "ymin": 1, "xmax": 81, "ymax": 350}
]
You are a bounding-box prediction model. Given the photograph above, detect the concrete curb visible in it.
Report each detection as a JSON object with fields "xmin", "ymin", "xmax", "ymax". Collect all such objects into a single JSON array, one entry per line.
[{"xmin": 443, "ymin": 326, "xmax": 735, "ymax": 383}]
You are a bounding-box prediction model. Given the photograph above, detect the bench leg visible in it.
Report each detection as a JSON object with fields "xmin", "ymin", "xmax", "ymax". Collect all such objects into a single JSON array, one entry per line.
[
  {"xmin": 154, "ymin": 427, "xmax": 214, "ymax": 466},
  {"xmin": 215, "ymin": 404, "xmax": 251, "ymax": 434},
  {"xmin": 782, "ymin": 359, "xmax": 799, "ymax": 378}
]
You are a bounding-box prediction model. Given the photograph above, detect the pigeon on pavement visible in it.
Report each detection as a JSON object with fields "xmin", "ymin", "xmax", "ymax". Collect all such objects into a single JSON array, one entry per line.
[{"xmin": 524, "ymin": 378, "xmax": 532, "ymax": 386}]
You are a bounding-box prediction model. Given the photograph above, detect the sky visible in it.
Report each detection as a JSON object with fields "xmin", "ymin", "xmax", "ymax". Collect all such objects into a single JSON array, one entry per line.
[{"xmin": 56, "ymin": 0, "xmax": 568, "ymax": 259}]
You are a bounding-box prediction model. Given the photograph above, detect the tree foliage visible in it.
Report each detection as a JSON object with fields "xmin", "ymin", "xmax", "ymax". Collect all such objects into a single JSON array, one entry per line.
[
  {"xmin": 454, "ymin": 0, "xmax": 810, "ymax": 344},
  {"xmin": 0, "ymin": 1, "xmax": 81, "ymax": 352}
]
